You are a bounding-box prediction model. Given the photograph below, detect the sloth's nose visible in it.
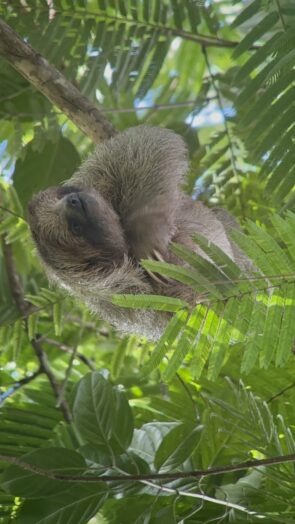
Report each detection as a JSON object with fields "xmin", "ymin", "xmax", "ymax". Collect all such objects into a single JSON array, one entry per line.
[{"xmin": 67, "ymin": 193, "xmax": 82, "ymax": 209}]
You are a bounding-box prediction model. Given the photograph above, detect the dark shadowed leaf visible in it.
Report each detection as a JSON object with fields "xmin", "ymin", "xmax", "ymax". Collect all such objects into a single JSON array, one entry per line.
[
  {"xmin": 2, "ymin": 448, "xmax": 86, "ymax": 498},
  {"xmin": 13, "ymin": 136, "xmax": 80, "ymax": 208}
]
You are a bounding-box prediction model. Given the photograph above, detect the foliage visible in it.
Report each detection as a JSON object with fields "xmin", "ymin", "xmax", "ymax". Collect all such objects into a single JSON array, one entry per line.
[{"xmin": 0, "ymin": 0, "xmax": 295, "ymax": 522}]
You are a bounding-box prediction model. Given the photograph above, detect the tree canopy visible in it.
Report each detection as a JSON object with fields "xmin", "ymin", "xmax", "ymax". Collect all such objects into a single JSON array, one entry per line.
[{"xmin": 0, "ymin": 1, "xmax": 295, "ymax": 522}]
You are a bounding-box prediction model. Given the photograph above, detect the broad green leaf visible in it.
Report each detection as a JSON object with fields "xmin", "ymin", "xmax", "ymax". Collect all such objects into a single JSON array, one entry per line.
[
  {"xmin": 16, "ymin": 484, "xmax": 108, "ymax": 524},
  {"xmin": 154, "ymin": 423, "xmax": 203, "ymax": 471},
  {"xmin": 72, "ymin": 372, "xmax": 133, "ymax": 454},
  {"xmin": 130, "ymin": 422, "xmax": 178, "ymax": 466}
]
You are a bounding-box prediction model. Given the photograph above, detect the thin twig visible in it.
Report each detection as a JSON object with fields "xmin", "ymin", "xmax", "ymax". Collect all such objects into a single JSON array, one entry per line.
[
  {"xmin": 5, "ymin": 4, "xmax": 260, "ymax": 51},
  {"xmin": 141, "ymin": 480, "xmax": 257, "ymax": 515},
  {"xmin": 30, "ymin": 335, "xmax": 72, "ymax": 422},
  {"xmin": 41, "ymin": 337, "xmax": 95, "ymax": 370},
  {"xmin": 77, "ymin": 9, "xmax": 260, "ymax": 50},
  {"xmin": 267, "ymin": 381, "xmax": 295, "ymax": 403},
  {"xmin": 0, "ymin": 205, "xmax": 24, "ymax": 220},
  {"xmin": 65, "ymin": 315, "xmax": 110, "ymax": 337},
  {"xmin": 0, "ymin": 97, "xmax": 218, "ymax": 117},
  {"xmin": 202, "ymin": 46, "xmax": 238, "ymax": 178},
  {"xmin": 275, "ymin": 0, "xmax": 287, "ymax": 30}
]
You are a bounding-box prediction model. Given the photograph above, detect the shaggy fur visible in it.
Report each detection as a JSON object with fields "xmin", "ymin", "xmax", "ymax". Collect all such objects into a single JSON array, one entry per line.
[{"xmin": 28, "ymin": 125, "xmax": 243, "ymax": 339}]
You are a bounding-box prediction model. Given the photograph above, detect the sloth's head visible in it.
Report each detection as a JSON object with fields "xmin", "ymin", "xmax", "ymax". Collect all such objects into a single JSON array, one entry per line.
[{"xmin": 27, "ymin": 185, "xmax": 127, "ymax": 277}]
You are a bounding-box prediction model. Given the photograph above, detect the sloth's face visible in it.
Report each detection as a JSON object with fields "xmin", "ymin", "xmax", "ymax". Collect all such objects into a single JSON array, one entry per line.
[{"xmin": 27, "ymin": 185, "xmax": 127, "ymax": 274}]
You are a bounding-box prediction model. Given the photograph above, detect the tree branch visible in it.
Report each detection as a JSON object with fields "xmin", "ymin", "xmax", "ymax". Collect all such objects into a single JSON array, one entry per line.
[
  {"xmin": 96, "ymin": 10, "xmax": 259, "ymax": 50},
  {"xmin": 141, "ymin": 480, "xmax": 257, "ymax": 515},
  {"xmin": 2, "ymin": 237, "xmax": 32, "ymax": 317},
  {"xmin": 0, "ymin": 368, "xmax": 42, "ymax": 404},
  {"xmin": 0, "ymin": 18, "xmax": 115, "ymax": 143},
  {"xmin": 0, "ymin": 452, "xmax": 294, "ymax": 483},
  {"xmin": 2, "ymin": 237, "xmax": 72, "ymax": 423}
]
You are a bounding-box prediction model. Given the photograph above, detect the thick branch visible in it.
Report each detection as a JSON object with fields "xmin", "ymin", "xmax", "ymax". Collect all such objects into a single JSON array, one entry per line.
[{"xmin": 0, "ymin": 18, "xmax": 115, "ymax": 143}]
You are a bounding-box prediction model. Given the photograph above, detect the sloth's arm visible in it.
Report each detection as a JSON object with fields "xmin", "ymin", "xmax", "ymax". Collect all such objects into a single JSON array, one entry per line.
[
  {"xmin": 124, "ymin": 193, "xmax": 178, "ymax": 259},
  {"xmin": 71, "ymin": 125, "xmax": 189, "ymax": 259}
]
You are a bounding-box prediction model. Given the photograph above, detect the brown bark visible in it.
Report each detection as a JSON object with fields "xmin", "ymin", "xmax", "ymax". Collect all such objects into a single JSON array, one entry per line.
[{"xmin": 0, "ymin": 18, "xmax": 116, "ymax": 143}]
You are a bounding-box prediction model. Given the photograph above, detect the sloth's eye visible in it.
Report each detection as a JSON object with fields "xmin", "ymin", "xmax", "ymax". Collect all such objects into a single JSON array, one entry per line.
[{"xmin": 70, "ymin": 221, "xmax": 83, "ymax": 236}]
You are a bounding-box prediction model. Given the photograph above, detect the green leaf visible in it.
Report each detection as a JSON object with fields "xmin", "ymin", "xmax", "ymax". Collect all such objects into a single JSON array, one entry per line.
[
  {"xmin": 193, "ymin": 306, "xmax": 221, "ymax": 379},
  {"xmin": 72, "ymin": 372, "xmax": 133, "ymax": 454},
  {"xmin": 192, "ymin": 233, "xmax": 242, "ymax": 281},
  {"xmin": 142, "ymin": 259, "xmax": 222, "ymax": 298},
  {"xmin": 154, "ymin": 423, "xmax": 203, "ymax": 471},
  {"xmin": 275, "ymin": 283, "xmax": 295, "ymax": 366},
  {"xmin": 246, "ymin": 221, "xmax": 293, "ymax": 275},
  {"xmin": 241, "ymin": 296, "xmax": 266, "ymax": 374},
  {"xmin": 231, "ymin": 0, "xmax": 262, "ymax": 28},
  {"xmin": 265, "ymin": 49, "xmax": 295, "ymax": 83},
  {"xmin": 231, "ymin": 230, "xmax": 279, "ymax": 286},
  {"xmin": 207, "ymin": 297, "xmax": 240, "ymax": 381},
  {"xmin": 141, "ymin": 309, "xmax": 188, "ymax": 375},
  {"xmin": 170, "ymin": 242, "xmax": 230, "ymax": 296},
  {"xmin": 53, "ymin": 302, "xmax": 62, "ymax": 337},
  {"xmin": 260, "ymin": 290, "xmax": 284, "ymax": 368},
  {"xmin": 233, "ymin": 11, "xmax": 279, "ymax": 58},
  {"xmin": 27, "ymin": 312, "xmax": 39, "ymax": 340},
  {"xmin": 190, "ymin": 304, "xmax": 212, "ymax": 379},
  {"xmin": 240, "ymin": 71, "xmax": 294, "ymax": 126},
  {"xmin": 112, "ymin": 293, "xmax": 187, "ymax": 312},
  {"xmin": 130, "ymin": 422, "xmax": 178, "ymax": 466},
  {"xmin": 236, "ymin": 32, "xmax": 283, "ymax": 82},
  {"xmin": 162, "ymin": 306, "xmax": 206, "ymax": 381},
  {"xmin": 111, "ymin": 336, "xmax": 130, "ymax": 380},
  {"xmin": 272, "ymin": 214, "xmax": 295, "ymax": 262}
]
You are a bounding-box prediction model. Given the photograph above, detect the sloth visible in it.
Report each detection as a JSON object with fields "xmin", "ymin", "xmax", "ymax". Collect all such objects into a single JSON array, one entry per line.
[{"xmin": 28, "ymin": 125, "xmax": 243, "ymax": 339}]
